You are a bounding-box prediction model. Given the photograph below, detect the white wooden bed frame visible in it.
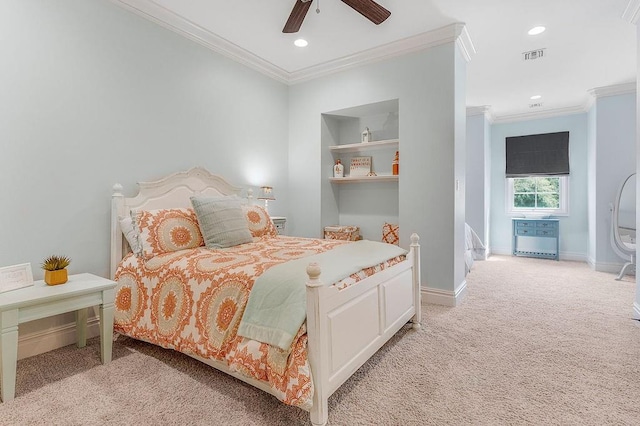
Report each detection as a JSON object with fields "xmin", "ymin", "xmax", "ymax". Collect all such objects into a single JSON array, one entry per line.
[{"xmin": 110, "ymin": 167, "xmax": 421, "ymax": 426}]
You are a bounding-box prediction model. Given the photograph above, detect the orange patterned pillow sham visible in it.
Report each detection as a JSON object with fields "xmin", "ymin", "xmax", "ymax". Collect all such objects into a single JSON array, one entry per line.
[
  {"xmin": 382, "ymin": 222, "xmax": 399, "ymax": 246},
  {"xmin": 242, "ymin": 204, "xmax": 278, "ymax": 238},
  {"xmin": 134, "ymin": 208, "xmax": 204, "ymax": 259}
]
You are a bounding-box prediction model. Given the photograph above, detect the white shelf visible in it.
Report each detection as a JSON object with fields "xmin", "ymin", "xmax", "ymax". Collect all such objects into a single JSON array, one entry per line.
[
  {"xmin": 330, "ymin": 175, "xmax": 398, "ymax": 183},
  {"xmin": 329, "ymin": 139, "xmax": 399, "ymax": 154}
]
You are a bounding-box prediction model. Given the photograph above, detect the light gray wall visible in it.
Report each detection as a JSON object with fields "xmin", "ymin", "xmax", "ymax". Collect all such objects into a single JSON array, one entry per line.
[
  {"xmin": 1, "ymin": 0, "xmax": 288, "ymax": 342},
  {"xmin": 453, "ymin": 47, "xmax": 467, "ymax": 293},
  {"xmin": 637, "ymin": 24, "xmax": 640, "ymax": 319},
  {"xmin": 1, "ymin": 0, "xmax": 289, "ymax": 276},
  {"xmin": 466, "ymin": 112, "xmax": 491, "ymax": 250},
  {"xmin": 490, "ymin": 114, "xmax": 589, "ymax": 259},
  {"xmin": 587, "ymin": 104, "xmax": 598, "ymax": 264},
  {"xmin": 588, "ymin": 93, "xmax": 636, "ymax": 271},
  {"xmin": 289, "ymin": 43, "xmax": 467, "ymax": 294},
  {"xmin": 484, "ymin": 115, "xmax": 492, "ymax": 251}
]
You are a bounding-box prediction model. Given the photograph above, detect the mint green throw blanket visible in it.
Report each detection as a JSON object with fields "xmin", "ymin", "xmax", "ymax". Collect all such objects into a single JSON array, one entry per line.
[{"xmin": 237, "ymin": 240, "xmax": 407, "ymax": 351}]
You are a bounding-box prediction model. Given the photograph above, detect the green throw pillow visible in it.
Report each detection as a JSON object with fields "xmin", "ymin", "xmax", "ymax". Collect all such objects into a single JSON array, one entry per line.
[{"xmin": 190, "ymin": 195, "xmax": 253, "ymax": 249}]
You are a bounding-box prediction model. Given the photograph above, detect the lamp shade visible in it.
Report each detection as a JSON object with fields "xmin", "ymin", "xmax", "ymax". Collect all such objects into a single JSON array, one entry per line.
[{"xmin": 257, "ymin": 186, "xmax": 275, "ymax": 200}]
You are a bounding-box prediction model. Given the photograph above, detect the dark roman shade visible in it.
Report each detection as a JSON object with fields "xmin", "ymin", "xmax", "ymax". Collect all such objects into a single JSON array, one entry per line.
[{"xmin": 505, "ymin": 131, "xmax": 570, "ymax": 177}]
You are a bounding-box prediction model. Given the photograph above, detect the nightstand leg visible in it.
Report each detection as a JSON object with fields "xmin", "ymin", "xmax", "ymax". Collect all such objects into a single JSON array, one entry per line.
[
  {"xmin": 100, "ymin": 289, "xmax": 115, "ymax": 364},
  {"xmin": 75, "ymin": 308, "xmax": 88, "ymax": 348},
  {"xmin": 0, "ymin": 310, "xmax": 19, "ymax": 402}
]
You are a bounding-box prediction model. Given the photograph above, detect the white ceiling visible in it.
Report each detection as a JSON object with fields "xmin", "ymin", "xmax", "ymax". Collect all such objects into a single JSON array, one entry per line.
[{"xmin": 116, "ymin": 0, "xmax": 637, "ymax": 121}]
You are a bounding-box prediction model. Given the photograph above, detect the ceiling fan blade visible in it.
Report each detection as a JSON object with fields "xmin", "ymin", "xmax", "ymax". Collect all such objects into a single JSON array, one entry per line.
[
  {"xmin": 341, "ymin": 0, "xmax": 390, "ymax": 25},
  {"xmin": 283, "ymin": 0, "xmax": 313, "ymax": 33}
]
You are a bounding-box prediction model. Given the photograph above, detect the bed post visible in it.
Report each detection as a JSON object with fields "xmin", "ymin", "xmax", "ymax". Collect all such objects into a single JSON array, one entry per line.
[
  {"xmin": 110, "ymin": 184, "xmax": 124, "ymax": 280},
  {"xmin": 410, "ymin": 233, "xmax": 422, "ymax": 329},
  {"xmin": 306, "ymin": 262, "xmax": 329, "ymax": 426}
]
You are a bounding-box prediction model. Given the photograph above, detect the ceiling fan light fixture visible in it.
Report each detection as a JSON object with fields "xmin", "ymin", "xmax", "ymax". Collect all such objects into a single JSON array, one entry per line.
[
  {"xmin": 294, "ymin": 38, "xmax": 309, "ymax": 47},
  {"xmin": 528, "ymin": 26, "xmax": 546, "ymax": 36}
]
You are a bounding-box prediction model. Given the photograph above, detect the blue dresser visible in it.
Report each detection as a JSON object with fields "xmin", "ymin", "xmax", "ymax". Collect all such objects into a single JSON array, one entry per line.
[{"xmin": 512, "ymin": 218, "xmax": 559, "ymax": 260}]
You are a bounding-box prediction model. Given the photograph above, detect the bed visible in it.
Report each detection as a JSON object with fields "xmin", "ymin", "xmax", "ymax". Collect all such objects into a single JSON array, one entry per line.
[{"xmin": 110, "ymin": 167, "xmax": 421, "ymax": 425}]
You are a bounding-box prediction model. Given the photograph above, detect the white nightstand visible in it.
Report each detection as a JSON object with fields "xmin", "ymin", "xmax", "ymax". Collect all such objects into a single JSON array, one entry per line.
[
  {"xmin": 271, "ymin": 216, "xmax": 287, "ymax": 235},
  {"xmin": 0, "ymin": 273, "xmax": 116, "ymax": 402}
]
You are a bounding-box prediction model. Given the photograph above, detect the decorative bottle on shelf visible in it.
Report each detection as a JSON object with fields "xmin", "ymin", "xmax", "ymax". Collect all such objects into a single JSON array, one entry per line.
[
  {"xmin": 392, "ymin": 151, "xmax": 399, "ymax": 175},
  {"xmin": 361, "ymin": 127, "xmax": 371, "ymax": 143},
  {"xmin": 334, "ymin": 159, "xmax": 344, "ymax": 178}
]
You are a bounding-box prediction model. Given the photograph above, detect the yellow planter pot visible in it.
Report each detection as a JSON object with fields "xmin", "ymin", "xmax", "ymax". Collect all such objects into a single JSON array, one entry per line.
[{"xmin": 44, "ymin": 269, "xmax": 68, "ymax": 285}]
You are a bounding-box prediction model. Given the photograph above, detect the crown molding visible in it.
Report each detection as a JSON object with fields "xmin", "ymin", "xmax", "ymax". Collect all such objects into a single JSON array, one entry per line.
[
  {"xmin": 289, "ymin": 23, "xmax": 475, "ymax": 84},
  {"xmin": 623, "ymin": 0, "xmax": 640, "ymax": 24},
  {"xmin": 110, "ymin": 0, "xmax": 290, "ymax": 84},
  {"xmin": 456, "ymin": 25, "xmax": 476, "ymax": 63},
  {"xmin": 587, "ymin": 82, "xmax": 637, "ymax": 99},
  {"xmin": 466, "ymin": 106, "xmax": 493, "ymax": 123},
  {"xmin": 466, "ymin": 106, "xmax": 491, "ymax": 116},
  {"xmin": 493, "ymin": 82, "xmax": 637, "ymax": 123},
  {"xmin": 585, "ymin": 82, "xmax": 637, "ymax": 110},
  {"xmin": 492, "ymin": 105, "xmax": 587, "ymax": 124},
  {"xmin": 111, "ymin": 0, "xmax": 475, "ymax": 86}
]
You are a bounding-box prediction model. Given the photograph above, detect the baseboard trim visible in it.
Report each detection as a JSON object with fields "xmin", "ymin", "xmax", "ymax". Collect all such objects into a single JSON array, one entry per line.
[
  {"xmin": 18, "ymin": 317, "xmax": 101, "ymax": 360},
  {"xmin": 592, "ymin": 261, "xmax": 628, "ymax": 274},
  {"xmin": 585, "ymin": 255, "xmax": 629, "ymax": 274},
  {"xmin": 422, "ymin": 280, "xmax": 467, "ymax": 307},
  {"xmin": 490, "ymin": 247, "xmax": 511, "ymax": 256},
  {"xmin": 559, "ymin": 252, "xmax": 588, "ymax": 262},
  {"xmin": 633, "ymin": 302, "xmax": 640, "ymax": 320}
]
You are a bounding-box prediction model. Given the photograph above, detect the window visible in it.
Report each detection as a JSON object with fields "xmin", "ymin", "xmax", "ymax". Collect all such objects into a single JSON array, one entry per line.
[
  {"xmin": 505, "ymin": 131, "xmax": 570, "ymax": 216},
  {"xmin": 507, "ymin": 176, "xmax": 568, "ymax": 215}
]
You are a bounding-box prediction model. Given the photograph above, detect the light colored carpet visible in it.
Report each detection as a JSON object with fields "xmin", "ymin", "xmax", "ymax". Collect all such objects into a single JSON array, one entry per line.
[{"xmin": 1, "ymin": 255, "xmax": 639, "ymax": 425}]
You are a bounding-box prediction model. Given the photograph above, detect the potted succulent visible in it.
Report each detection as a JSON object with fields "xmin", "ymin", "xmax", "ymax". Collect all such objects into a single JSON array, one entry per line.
[{"xmin": 41, "ymin": 255, "xmax": 71, "ymax": 285}]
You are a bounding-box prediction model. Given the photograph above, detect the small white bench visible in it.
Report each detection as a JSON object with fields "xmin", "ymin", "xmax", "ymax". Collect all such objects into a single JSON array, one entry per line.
[{"xmin": 0, "ymin": 273, "xmax": 116, "ymax": 402}]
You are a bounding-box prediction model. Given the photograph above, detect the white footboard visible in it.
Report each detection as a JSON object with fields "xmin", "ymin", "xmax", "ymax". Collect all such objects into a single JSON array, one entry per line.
[{"xmin": 305, "ymin": 234, "xmax": 421, "ymax": 426}]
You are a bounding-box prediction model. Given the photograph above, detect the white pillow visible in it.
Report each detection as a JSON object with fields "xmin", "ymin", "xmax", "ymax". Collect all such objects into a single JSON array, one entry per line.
[{"xmin": 119, "ymin": 215, "xmax": 143, "ymax": 256}]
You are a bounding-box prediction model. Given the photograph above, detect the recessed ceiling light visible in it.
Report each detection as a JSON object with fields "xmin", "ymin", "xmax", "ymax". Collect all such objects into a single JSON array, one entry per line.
[
  {"xmin": 528, "ymin": 26, "xmax": 546, "ymax": 36},
  {"xmin": 294, "ymin": 38, "xmax": 308, "ymax": 47},
  {"xmin": 530, "ymin": 95, "xmax": 542, "ymax": 100}
]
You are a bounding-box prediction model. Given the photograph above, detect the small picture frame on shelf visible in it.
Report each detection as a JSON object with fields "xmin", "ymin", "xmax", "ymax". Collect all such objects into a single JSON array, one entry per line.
[
  {"xmin": 0, "ymin": 263, "xmax": 34, "ymax": 293},
  {"xmin": 350, "ymin": 156, "xmax": 372, "ymax": 177}
]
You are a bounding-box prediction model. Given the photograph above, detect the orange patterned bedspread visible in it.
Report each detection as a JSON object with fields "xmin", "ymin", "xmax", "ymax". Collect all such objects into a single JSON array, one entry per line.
[{"xmin": 114, "ymin": 236, "xmax": 405, "ymax": 408}]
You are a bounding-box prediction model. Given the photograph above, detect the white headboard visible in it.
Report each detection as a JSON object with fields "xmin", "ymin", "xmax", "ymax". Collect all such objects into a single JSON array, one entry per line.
[{"xmin": 110, "ymin": 167, "xmax": 243, "ymax": 279}]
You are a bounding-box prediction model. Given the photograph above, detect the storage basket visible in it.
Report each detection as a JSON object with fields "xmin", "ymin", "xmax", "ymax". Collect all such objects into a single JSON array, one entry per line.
[{"xmin": 324, "ymin": 225, "xmax": 360, "ymax": 241}]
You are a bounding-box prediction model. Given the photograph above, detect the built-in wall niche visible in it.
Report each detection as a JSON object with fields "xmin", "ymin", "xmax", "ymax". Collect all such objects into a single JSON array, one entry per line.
[
  {"xmin": 320, "ymin": 99, "xmax": 399, "ymax": 241},
  {"xmin": 323, "ymin": 99, "xmax": 399, "ymax": 179},
  {"xmin": 325, "ymin": 99, "xmax": 399, "ymax": 144}
]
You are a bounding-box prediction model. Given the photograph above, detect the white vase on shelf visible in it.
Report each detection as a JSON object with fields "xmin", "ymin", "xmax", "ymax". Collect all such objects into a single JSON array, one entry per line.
[{"xmin": 361, "ymin": 127, "xmax": 371, "ymax": 143}]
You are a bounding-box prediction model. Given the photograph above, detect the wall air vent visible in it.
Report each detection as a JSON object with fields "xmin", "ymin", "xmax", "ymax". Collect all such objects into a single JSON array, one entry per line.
[
  {"xmin": 522, "ymin": 48, "xmax": 546, "ymax": 61},
  {"xmin": 529, "ymin": 102, "xmax": 543, "ymax": 109}
]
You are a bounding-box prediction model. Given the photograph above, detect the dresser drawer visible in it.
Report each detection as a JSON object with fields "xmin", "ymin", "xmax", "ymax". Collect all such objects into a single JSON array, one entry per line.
[
  {"xmin": 535, "ymin": 228, "xmax": 557, "ymax": 237},
  {"xmin": 536, "ymin": 221, "xmax": 558, "ymax": 230},
  {"xmin": 515, "ymin": 221, "xmax": 536, "ymax": 229},
  {"xmin": 515, "ymin": 227, "xmax": 535, "ymax": 236}
]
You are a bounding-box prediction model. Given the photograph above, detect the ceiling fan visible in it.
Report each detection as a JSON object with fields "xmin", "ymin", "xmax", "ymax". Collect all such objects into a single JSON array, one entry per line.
[{"xmin": 283, "ymin": 0, "xmax": 391, "ymax": 33}]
